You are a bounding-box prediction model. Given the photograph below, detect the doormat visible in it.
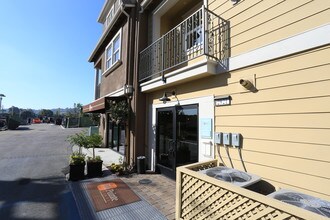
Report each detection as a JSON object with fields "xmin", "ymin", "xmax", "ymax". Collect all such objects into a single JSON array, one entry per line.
[{"xmin": 87, "ymin": 179, "xmax": 141, "ymax": 212}]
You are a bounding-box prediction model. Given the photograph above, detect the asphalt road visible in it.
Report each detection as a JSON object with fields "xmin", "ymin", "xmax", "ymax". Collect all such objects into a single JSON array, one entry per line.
[{"xmin": 0, "ymin": 124, "xmax": 86, "ymax": 220}]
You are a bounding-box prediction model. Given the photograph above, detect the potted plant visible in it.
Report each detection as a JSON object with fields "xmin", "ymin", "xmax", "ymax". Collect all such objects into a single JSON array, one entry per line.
[
  {"xmin": 69, "ymin": 151, "xmax": 86, "ymax": 181},
  {"xmin": 67, "ymin": 131, "xmax": 89, "ymax": 181},
  {"xmin": 67, "ymin": 131, "xmax": 89, "ymax": 153},
  {"xmin": 85, "ymin": 134, "xmax": 103, "ymax": 178}
]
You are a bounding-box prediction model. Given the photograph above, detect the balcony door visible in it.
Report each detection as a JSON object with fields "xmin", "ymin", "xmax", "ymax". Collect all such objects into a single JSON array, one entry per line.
[{"xmin": 156, "ymin": 105, "xmax": 198, "ymax": 179}]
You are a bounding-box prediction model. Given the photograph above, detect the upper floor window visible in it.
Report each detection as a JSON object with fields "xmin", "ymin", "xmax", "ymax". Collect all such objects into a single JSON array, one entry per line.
[
  {"xmin": 95, "ymin": 68, "xmax": 102, "ymax": 99},
  {"xmin": 105, "ymin": 29, "xmax": 122, "ymax": 71},
  {"xmin": 96, "ymin": 68, "xmax": 102, "ymax": 85},
  {"xmin": 105, "ymin": 6, "xmax": 114, "ymax": 28}
]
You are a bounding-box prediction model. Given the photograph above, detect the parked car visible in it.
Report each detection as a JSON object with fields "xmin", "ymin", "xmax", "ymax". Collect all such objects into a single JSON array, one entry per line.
[{"xmin": 32, "ymin": 118, "xmax": 41, "ymax": 123}]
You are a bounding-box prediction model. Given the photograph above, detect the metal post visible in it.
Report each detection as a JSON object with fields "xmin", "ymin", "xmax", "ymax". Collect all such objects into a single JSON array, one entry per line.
[
  {"xmin": 161, "ymin": 35, "xmax": 165, "ymax": 82},
  {"xmin": 203, "ymin": 6, "xmax": 209, "ymax": 55}
]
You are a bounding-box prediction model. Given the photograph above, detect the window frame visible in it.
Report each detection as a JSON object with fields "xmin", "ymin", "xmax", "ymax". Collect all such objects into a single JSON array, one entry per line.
[
  {"xmin": 105, "ymin": 29, "xmax": 122, "ymax": 72},
  {"xmin": 96, "ymin": 68, "xmax": 102, "ymax": 86}
]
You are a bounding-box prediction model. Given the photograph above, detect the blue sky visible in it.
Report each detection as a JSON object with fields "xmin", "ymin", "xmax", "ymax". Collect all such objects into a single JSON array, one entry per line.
[{"xmin": 0, "ymin": 0, "xmax": 104, "ymax": 110}]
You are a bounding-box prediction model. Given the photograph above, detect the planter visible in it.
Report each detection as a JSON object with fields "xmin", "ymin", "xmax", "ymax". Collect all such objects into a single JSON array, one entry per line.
[
  {"xmin": 87, "ymin": 161, "xmax": 103, "ymax": 178},
  {"xmin": 69, "ymin": 162, "xmax": 85, "ymax": 181}
]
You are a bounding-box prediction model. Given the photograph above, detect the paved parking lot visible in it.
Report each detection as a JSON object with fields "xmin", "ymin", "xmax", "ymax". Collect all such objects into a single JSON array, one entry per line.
[{"xmin": 0, "ymin": 124, "xmax": 85, "ymax": 219}]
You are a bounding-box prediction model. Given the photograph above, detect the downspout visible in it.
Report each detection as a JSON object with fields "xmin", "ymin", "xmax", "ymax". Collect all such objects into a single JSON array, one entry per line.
[
  {"xmin": 120, "ymin": 2, "xmax": 135, "ymax": 165},
  {"xmin": 139, "ymin": 0, "xmax": 152, "ymax": 13}
]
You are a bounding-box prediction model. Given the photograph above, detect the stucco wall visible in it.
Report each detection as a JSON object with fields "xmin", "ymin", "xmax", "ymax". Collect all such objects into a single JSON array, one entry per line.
[{"xmin": 100, "ymin": 22, "xmax": 129, "ymax": 97}]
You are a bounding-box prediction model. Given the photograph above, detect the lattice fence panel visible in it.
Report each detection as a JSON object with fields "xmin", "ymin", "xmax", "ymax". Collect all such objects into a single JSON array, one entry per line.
[{"xmin": 178, "ymin": 172, "xmax": 304, "ymax": 220}]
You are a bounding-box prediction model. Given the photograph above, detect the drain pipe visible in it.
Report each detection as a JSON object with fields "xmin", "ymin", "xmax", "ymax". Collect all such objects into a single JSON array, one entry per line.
[
  {"xmin": 139, "ymin": 0, "xmax": 152, "ymax": 13},
  {"xmin": 120, "ymin": 2, "xmax": 135, "ymax": 165},
  {"xmin": 120, "ymin": 2, "xmax": 135, "ymax": 17}
]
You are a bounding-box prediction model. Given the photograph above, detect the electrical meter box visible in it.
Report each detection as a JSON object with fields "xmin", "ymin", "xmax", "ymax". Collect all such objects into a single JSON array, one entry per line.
[
  {"xmin": 223, "ymin": 133, "xmax": 231, "ymax": 145},
  {"xmin": 231, "ymin": 133, "xmax": 241, "ymax": 147},
  {"xmin": 214, "ymin": 132, "xmax": 222, "ymax": 144}
]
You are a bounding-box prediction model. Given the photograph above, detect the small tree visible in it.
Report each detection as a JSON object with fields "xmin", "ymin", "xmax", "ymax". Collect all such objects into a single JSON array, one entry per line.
[
  {"xmin": 20, "ymin": 109, "xmax": 35, "ymax": 121},
  {"xmin": 107, "ymin": 100, "xmax": 129, "ymax": 125},
  {"xmin": 67, "ymin": 131, "xmax": 89, "ymax": 153},
  {"xmin": 86, "ymin": 134, "xmax": 103, "ymax": 162}
]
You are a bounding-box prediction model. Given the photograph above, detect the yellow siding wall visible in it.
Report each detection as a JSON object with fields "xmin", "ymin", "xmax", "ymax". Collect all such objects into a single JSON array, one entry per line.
[
  {"xmin": 147, "ymin": 0, "xmax": 330, "ymax": 201},
  {"xmin": 208, "ymin": 0, "xmax": 330, "ymax": 56},
  {"xmin": 168, "ymin": 45, "xmax": 330, "ymax": 200}
]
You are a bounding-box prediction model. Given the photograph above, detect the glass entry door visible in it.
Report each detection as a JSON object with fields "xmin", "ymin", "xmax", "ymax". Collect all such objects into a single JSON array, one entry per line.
[{"xmin": 156, "ymin": 105, "xmax": 198, "ymax": 179}]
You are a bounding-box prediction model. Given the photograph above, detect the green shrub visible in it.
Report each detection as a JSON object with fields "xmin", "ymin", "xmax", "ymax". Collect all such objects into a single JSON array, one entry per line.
[
  {"xmin": 70, "ymin": 151, "xmax": 86, "ymax": 165},
  {"xmin": 8, "ymin": 117, "xmax": 20, "ymax": 130}
]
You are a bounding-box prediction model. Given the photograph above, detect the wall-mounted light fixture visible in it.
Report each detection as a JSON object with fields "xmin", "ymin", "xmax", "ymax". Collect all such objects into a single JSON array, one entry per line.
[
  {"xmin": 124, "ymin": 84, "xmax": 134, "ymax": 97},
  {"xmin": 159, "ymin": 91, "xmax": 176, "ymax": 104},
  {"xmin": 239, "ymin": 79, "xmax": 254, "ymax": 90},
  {"xmin": 231, "ymin": 0, "xmax": 240, "ymax": 5}
]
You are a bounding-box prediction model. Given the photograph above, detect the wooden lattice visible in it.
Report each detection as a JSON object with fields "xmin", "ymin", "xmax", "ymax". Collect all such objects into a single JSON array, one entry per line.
[{"xmin": 176, "ymin": 160, "xmax": 327, "ymax": 220}]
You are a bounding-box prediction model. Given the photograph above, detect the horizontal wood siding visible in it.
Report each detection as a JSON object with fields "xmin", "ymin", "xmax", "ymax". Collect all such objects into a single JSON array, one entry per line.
[
  {"xmin": 212, "ymin": 45, "xmax": 330, "ymax": 200},
  {"xmin": 208, "ymin": 0, "xmax": 330, "ymax": 56}
]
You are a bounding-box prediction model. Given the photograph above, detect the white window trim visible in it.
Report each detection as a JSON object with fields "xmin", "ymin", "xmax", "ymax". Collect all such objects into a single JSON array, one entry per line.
[{"xmin": 104, "ymin": 29, "xmax": 122, "ymax": 73}]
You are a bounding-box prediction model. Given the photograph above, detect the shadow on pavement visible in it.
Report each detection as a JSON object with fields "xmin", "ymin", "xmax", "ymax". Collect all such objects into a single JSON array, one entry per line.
[
  {"xmin": 15, "ymin": 126, "xmax": 32, "ymax": 131},
  {"xmin": 0, "ymin": 176, "xmax": 80, "ymax": 220}
]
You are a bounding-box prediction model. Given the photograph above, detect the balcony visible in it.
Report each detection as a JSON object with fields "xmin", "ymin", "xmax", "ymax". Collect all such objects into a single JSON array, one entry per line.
[{"xmin": 139, "ymin": 6, "xmax": 229, "ymax": 83}]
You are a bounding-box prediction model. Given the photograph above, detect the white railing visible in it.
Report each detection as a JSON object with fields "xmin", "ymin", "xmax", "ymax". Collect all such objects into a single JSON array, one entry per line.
[{"xmin": 139, "ymin": 6, "xmax": 229, "ymax": 82}]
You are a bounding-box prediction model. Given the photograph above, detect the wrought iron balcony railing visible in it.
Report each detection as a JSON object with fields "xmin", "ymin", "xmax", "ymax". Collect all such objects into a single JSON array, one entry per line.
[{"xmin": 139, "ymin": 6, "xmax": 228, "ymax": 82}]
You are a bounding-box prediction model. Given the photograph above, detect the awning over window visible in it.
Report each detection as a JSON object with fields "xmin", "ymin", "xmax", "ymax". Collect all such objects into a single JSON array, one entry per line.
[
  {"xmin": 82, "ymin": 97, "xmax": 126, "ymax": 113},
  {"xmin": 82, "ymin": 98, "xmax": 107, "ymax": 113}
]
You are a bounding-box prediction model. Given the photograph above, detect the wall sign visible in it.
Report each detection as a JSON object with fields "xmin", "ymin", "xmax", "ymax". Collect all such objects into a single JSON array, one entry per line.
[
  {"xmin": 200, "ymin": 118, "xmax": 212, "ymax": 139},
  {"xmin": 215, "ymin": 96, "xmax": 231, "ymax": 106}
]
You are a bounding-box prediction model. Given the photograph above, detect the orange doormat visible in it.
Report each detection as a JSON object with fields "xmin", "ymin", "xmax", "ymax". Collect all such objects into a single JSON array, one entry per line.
[{"xmin": 87, "ymin": 179, "xmax": 141, "ymax": 212}]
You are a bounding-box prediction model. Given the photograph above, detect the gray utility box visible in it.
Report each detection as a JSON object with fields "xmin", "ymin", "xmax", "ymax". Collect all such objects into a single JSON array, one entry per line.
[
  {"xmin": 223, "ymin": 133, "xmax": 231, "ymax": 145},
  {"xmin": 214, "ymin": 132, "xmax": 223, "ymax": 144}
]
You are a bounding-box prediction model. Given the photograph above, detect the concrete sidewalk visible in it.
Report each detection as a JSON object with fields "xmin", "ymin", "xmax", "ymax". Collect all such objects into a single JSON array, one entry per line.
[
  {"xmin": 69, "ymin": 176, "xmax": 168, "ymax": 220},
  {"xmin": 72, "ymin": 145, "xmax": 122, "ymax": 167},
  {"xmin": 69, "ymin": 146, "xmax": 176, "ymax": 220}
]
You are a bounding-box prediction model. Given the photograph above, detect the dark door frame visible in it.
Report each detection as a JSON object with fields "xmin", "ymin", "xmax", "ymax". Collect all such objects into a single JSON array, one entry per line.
[{"xmin": 156, "ymin": 104, "xmax": 199, "ymax": 179}]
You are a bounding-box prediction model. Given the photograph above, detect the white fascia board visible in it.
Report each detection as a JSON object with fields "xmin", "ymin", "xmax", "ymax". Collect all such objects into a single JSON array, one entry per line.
[
  {"xmin": 140, "ymin": 59, "xmax": 218, "ymax": 92},
  {"xmin": 228, "ymin": 23, "xmax": 330, "ymax": 72}
]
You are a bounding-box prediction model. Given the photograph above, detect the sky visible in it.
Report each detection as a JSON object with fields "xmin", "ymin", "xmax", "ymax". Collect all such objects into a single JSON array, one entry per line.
[{"xmin": 0, "ymin": 0, "xmax": 104, "ymax": 110}]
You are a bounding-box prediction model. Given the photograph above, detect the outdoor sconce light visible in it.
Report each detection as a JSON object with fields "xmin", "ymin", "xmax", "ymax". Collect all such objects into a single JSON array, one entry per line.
[
  {"xmin": 231, "ymin": 0, "xmax": 240, "ymax": 5},
  {"xmin": 159, "ymin": 91, "xmax": 176, "ymax": 104},
  {"xmin": 124, "ymin": 84, "xmax": 134, "ymax": 97},
  {"xmin": 239, "ymin": 79, "xmax": 254, "ymax": 90}
]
